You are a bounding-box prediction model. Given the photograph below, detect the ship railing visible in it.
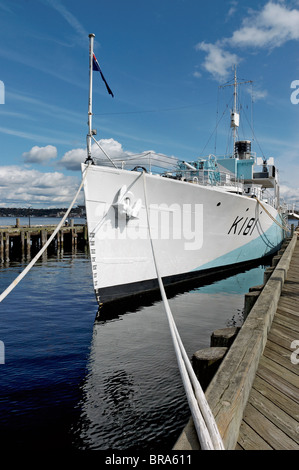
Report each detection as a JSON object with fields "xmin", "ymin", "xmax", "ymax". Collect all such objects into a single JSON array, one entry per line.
[
  {"xmin": 259, "ymin": 188, "xmax": 277, "ymax": 208},
  {"xmin": 92, "ymin": 153, "xmax": 244, "ymax": 191},
  {"xmin": 93, "ymin": 151, "xmax": 179, "ymax": 173},
  {"xmin": 161, "ymin": 168, "xmax": 244, "ymax": 191}
]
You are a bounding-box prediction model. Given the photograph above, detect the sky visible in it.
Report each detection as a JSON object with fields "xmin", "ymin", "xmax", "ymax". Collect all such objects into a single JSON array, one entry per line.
[{"xmin": 0, "ymin": 0, "xmax": 299, "ymax": 209}]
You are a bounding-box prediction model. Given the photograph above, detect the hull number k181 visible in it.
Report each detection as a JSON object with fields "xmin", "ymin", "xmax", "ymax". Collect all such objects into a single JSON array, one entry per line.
[{"xmin": 228, "ymin": 216, "xmax": 257, "ymax": 236}]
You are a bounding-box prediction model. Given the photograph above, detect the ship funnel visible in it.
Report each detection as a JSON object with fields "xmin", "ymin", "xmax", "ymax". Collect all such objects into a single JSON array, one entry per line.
[{"xmin": 235, "ymin": 140, "xmax": 251, "ymax": 159}]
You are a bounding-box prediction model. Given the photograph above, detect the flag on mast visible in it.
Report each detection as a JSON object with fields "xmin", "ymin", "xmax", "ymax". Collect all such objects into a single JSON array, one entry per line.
[{"xmin": 92, "ymin": 53, "xmax": 114, "ymax": 98}]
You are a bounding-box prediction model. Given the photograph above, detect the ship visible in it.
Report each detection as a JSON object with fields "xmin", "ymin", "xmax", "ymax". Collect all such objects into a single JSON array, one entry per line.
[{"xmin": 82, "ymin": 34, "xmax": 287, "ymax": 307}]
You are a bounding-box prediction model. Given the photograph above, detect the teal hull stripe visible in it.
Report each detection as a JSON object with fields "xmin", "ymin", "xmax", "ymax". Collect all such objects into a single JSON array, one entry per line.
[{"xmin": 196, "ymin": 219, "xmax": 284, "ymax": 271}]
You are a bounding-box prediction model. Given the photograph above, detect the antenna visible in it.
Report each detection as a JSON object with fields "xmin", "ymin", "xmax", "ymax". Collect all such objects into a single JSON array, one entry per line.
[{"xmin": 219, "ymin": 65, "xmax": 252, "ymax": 157}]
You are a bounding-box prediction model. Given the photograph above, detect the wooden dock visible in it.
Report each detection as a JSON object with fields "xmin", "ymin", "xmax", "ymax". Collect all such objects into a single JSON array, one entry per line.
[
  {"xmin": 0, "ymin": 220, "xmax": 88, "ymax": 261},
  {"xmin": 236, "ymin": 238, "xmax": 299, "ymax": 450},
  {"xmin": 174, "ymin": 232, "xmax": 299, "ymax": 451}
]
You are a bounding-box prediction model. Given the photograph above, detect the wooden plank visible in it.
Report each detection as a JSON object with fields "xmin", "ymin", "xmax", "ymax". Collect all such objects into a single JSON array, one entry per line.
[
  {"xmin": 263, "ymin": 341, "xmax": 299, "ymax": 375},
  {"xmin": 235, "ymin": 442, "xmax": 244, "ymax": 450},
  {"xmin": 268, "ymin": 323, "xmax": 295, "ymax": 349},
  {"xmin": 237, "ymin": 420, "xmax": 272, "ymax": 450},
  {"xmin": 259, "ymin": 356, "xmax": 299, "ymax": 388},
  {"xmin": 253, "ymin": 374, "xmax": 299, "ymax": 421},
  {"xmin": 242, "ymin": 403, "xmax": 299, "ymax": 450},
  {"xmin": 282, "ymin": 283, "xmax": 299, "ymax": 292},
  {"xmin": 257, "ymin": 363, "xmax": 299, "ymax": 403},
  {"xmin": 248, "ymin": 388, "xmax": 299, "ymax": 444},
  {"xmin": 280, "ymin": 294, "xmax": 299, "ymax": 303},
  {"xmin": 272, "ymin": 313, "xmax": 299, "ymax": 333},
  {"xmin": 279, "ymin": 297, "xmax": 299, "ymax": 309},
  {"xmin": 277, "ymin": 305, "xmax": 299, "ymax": 318}
]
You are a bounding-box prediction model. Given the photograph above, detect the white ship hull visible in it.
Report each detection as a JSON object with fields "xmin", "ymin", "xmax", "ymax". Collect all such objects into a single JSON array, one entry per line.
[{"xmin": 82, "ymin": 163, "xmax": 284, "ymax": 305}]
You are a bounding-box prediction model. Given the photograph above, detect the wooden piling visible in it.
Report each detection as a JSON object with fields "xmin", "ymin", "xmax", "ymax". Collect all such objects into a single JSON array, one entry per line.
[
  {"xmin": 59, "ymin": 230, "xmax": 64, "ymax": 252},
  {"xmin": 192, "ymin": 347, "xmax": 228, "ymax": 391},
  {"xmin": 4, "ymin": 233, "xmax": 9, "ymax": 261},
  {"xmin": 20, "ymin": 231, "xmax": 25, "ymax": 258},
  {"xmin": 211, "ymin": 327, "xmax": 240, "ymax": 348},
  {"xmin": 272, "ymin": 255, "xmax": 281, "ymax": 267},
  {"xmin": 248, "ymin": 285, "xmax": 264, "ymax": 293},
  {"xmin": 263, "ymin": 266, "xmax": 275, "ymax": 284},
  {"xmin": 0, "ymin": 232, "xmax": 3, "ymax": 262},
  {"xmin": 244, "ymin": 291, "xmax": 260, "ymax": 318},
  {"xmin": 0, "ymin": 223, "xmax": 87, "ymax": 261},
  {"xmin": 26, "ymin": 231, "xmax": 31, "ymax": 258}
]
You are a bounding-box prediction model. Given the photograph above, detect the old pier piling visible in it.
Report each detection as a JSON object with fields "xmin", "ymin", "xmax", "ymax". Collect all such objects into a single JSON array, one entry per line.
[{"xmin": 0, "ymin": 219, "xmax": 88, "ymax": 261}]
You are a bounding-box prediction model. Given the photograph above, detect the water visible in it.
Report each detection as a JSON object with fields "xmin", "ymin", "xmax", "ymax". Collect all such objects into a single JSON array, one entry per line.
[{"xmin": 0, "ymin": 237, "xmax": 268, "ymax": 450}]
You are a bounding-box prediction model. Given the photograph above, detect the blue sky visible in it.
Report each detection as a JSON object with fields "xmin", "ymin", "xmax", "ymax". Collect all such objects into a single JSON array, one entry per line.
[{"xmin": 0, "ymin": 0, "xmax": 299, "ymax": 208}]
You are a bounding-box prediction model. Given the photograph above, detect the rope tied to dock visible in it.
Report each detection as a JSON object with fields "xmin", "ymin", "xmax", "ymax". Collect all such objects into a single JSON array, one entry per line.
[
  {"xmin": 253, "ymin": 196, "xmax": 290, "ymax": 232},
  {"xmin": 142, "ymin": 172, "xmax": 224, "ymax": 451},
  {"xmin": 0, "ymin": 163, "xmax": 90, "ymax": 304}
]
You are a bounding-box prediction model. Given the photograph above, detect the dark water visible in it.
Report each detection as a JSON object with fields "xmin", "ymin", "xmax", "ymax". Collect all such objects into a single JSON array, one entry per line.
[{"xmin": 0, "ymin": 246, "xmax": 268, "ymax": 451}]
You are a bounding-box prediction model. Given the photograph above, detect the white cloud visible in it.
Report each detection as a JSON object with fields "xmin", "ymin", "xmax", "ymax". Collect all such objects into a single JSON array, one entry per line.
[
  {"xmin": 230, "ymin": 2, "xmax": 299, "ymax": 48},
  {"xmin": 195, "ymin": 42, "xmax": 239, "ymax": 80},
  {"xmin": 280, "ymin": 184, "xmax": 299, "ymax": 206},
  {"xmin": 226, "ymin": 0, "xmax": 238, "ymax": 21},
  {"xmin": 59, "ymin": 138, "xmax": 133, "ymax": 171},
  {"xmin": 196, "ymin": 2, "xmax": 299, "ymax": 80},
  {"xmin": 0, "ymin": 166, "xmax": 80, "ymax": 206},
  {"xmin": 22, "ymin": 145, "xmax": 57, "ymax": 164},
  {"xmin": 251, "ymin": 88, "xmax": 268, "ymax": 101}
]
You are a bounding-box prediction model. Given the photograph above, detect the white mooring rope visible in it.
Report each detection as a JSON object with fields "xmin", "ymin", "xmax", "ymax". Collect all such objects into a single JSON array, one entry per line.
[
  {"xmin": 254, "ymin": 196, "xmax": 290, "ymax": 232},
  {"xmin": 0, "ymin": 164, "xmax": 90, "ymax": 304},
  {"xmin": 142, "ymin": 173, "xmax": 224, "ymax": 451}
]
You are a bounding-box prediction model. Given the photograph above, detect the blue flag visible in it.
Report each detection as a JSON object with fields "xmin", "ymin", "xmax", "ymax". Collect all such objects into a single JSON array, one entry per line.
[{"xmin": 93, "ymin": 54, "xmax": 114, "ymax": 97}]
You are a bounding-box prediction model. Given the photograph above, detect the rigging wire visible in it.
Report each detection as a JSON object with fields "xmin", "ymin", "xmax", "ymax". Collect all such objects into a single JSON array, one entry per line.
[
  {"xmin": 199, "ymin": 104, "xmax": 230, "ymax": 157},
  {"xmin": 93, "ymin": 103, "xmax": 210, "ymax": 117}
]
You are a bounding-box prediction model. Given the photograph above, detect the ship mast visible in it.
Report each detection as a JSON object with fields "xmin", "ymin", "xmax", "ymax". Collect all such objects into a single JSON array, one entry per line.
[
  {"xmin": 232, "ymin": 65, "xmax": 238, "ymax": 155},
  {"xmin": 86, "ymin": 33, "xmax": 95, "ymax": 163},
  {"xmin": 220, "ymin": 65, "xmax": 252, "ymax": 158}
]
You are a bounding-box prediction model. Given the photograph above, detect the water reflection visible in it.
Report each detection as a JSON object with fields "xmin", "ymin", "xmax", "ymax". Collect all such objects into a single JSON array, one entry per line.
[{"xmin": 72, "ymin": 259, "xmax": 269, "ymax": 450}]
